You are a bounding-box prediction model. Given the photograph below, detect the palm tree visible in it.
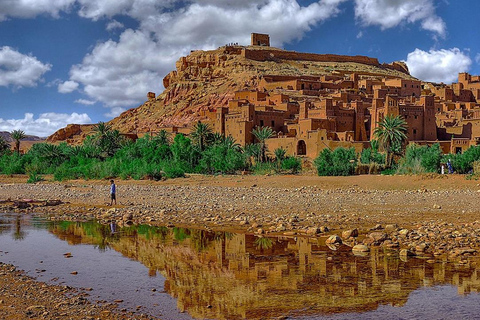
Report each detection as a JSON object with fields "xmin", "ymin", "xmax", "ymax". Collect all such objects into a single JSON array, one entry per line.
[
  {"xmin": 11, "ymin": 130, "xmax": 26, "ymax": 155},
  {"xmin": 252, "ymin": 126, "xmax": 275, "ymax": 162},
  {"xmin": 0, "ymin": 136, "xmax": 10, "ymax": 155},
  {"xmin": 91, "ymin": 122, "xmax": 123, "ymax": 158},
  {"xmin": 154, "ymin": 129, "xmax": 170, "ymax": 146},
  {"xmin": 190, "ymin": 121, "xmax": 213, "ymax": 152},
  {"xmin": 274, "ymin": 147, "xmax": 286, "ymax": 171},
  {"xmin": 92, "ymin": 121, "xmax": 112, "ymax": 137},
  {"xmin": 373, "ymin": 114, "xmax": 408, "ymax": 167}
]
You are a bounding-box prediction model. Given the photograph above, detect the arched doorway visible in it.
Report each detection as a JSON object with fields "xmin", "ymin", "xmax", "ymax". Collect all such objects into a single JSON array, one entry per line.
[{"xmin": 297, "ymin": 140, "xmax": 306, "ymax": 156}]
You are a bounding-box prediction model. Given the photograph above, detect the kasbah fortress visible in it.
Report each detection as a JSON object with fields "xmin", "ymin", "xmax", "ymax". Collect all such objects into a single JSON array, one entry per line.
[{"xmin": 49, "ymin": 33, "xmax": 480, "ymax": 158}]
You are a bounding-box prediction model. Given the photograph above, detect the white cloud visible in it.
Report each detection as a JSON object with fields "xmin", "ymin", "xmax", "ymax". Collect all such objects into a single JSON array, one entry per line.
[
  {"xmin": 405, "ymin": 48, "xmax": 471, "ymax": 83},
  {"xmin": 64, "ymin": 0, "xmax": 348, "ymax": 113},
  {"xmin": 0, "ymin": 112, "xmax": 91, "ymax": 137},
  {"xmin": 75, "ymin": 99, "xmax": 96, "ymax": 105},
  {"xmin": 354, "ymin": 0, "xmax": 446, "ymax": 37},
  {"xmin": 68, "ymin": 29, "xmax": 170, "ymax": 107},
  {"xmin": 106, "ymin": 19, "xmax": 124, "ymax": 31},
  {"xmin": 476, "ymin": 53, "xmax": 480, "ymax": 65},
  {"xmin": 58, "ymin": 80, "xmax": 79, "ymax": 93},
  {"xmin": 0, "ymin": 46, "xmax": 51, "ymax": 88},
  {"xmin": 0, "ymin": 0, "xmax": 75, "ymax": 21}
]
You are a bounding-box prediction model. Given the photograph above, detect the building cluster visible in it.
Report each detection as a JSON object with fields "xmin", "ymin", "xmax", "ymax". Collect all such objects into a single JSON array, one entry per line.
[{"xmin": 212, "ymin": 71, "xmax": 480, "ymax": 158}]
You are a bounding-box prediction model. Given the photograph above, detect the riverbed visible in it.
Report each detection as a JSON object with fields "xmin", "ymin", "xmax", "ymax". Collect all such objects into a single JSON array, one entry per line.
[{"xmin": 2, "ymin": 213, "xmax": 480, "ymax": 319}]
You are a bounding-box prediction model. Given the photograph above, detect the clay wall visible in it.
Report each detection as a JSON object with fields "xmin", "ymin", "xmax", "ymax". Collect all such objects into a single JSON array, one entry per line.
[
  {"xmin": 268, "ymin": 94, "xmax": 289, "ymax": 105},
  {"xmin": 431, "ymin": 87, "xmax": 454, "ymax": 101},
  {"xmin": 234, "ymin": 91, "xmax": 267, "ymax": 103},
  {"xmin": 253, "ymin": 110, "xmax": 285, "ymax": 132},
  {"xmin": 384, "ymin": 79, "xmax": 421, "ymax": 97},
  {"xmin": 224, "ymin": 117, "xmax": 254, "ymax": 146},
  {"xmin": 334, "ymin": 108, "xmax": 356, "ymax": 133},
  {"xmin": 457, "ymin": 90, "xmax": 475, "ymax": 102},
  {"xmin": 242, "ymin": 48, "xmax": 381, "ymax": 66}
]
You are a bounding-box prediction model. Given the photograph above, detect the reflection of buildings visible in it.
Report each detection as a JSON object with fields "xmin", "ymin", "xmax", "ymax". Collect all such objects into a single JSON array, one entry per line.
[{"xmin": 51, "ymin": 223, "xmax": 480, "ymax": 319}]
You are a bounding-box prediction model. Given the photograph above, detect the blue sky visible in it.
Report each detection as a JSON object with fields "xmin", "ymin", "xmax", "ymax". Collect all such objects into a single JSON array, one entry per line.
[{"xmin": 0, "ymin": 0, "xmax": 479, "ymax": 137}]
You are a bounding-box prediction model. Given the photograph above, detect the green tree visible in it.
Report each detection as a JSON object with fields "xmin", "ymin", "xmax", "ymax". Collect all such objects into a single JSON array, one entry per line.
[
  {"xmin": 11, "ymin": 130, "xmax": 26, "ymax": 155},
  {"xmin": 314, "ymin": 147, "xmax": 357, "ymax": 176},
  {"xmin": 154, "ymin": 129, "xmax": 170, "ymax": 146},
  {"xmin": 190, "ymin": 121, "xmax": 213, "ymax": 152},
  {"xmin": 244, "ymin": 143, "xmax": 261, "ymax": 167},
  {"xmin": 91, "ymin": 122, "xmax": 124, "ymax": 158},
  {"xmin": 373, "ymin": 115, "xmax": 408, "ymax": 167},
  {"xmin": 252, "ymin": 126, "xmax": 275, "ymax": 162}
]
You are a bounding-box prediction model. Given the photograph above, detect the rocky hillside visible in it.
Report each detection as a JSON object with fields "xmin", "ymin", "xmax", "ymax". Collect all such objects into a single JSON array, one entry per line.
[{"xmin": 47, "ymin": 45, "xmax": 415, "ymax": 144}]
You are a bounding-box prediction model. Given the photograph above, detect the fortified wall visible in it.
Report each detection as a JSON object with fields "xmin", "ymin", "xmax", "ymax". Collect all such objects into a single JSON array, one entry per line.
[{"xmin": 241, "ymin": 48, "xmax": 409, "ymax": 74}]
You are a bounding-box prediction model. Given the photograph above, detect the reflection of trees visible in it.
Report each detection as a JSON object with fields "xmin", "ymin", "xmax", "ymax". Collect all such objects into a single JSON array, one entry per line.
[
  {"xmin": 44, "ymin": 220, "xmax": 480, "ymax": 320},
  {"xmin": 254, "ymin": 236, "xmax": 274, "ymax": 250},
  {"xmin": 0, "ymin": 218, "xmax": 12, "ymax": 235},
  {"xmin": 13, "ymin": 216, "xmax": 26, "ymax": 241},
  {"xmin": 173, "ymin": 227, "xmax": 189, "ymax": 241}
]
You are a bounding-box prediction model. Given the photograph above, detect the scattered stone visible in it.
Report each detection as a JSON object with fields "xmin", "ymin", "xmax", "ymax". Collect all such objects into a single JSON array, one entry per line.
[
  {"xmin": 326, "ymin": 235, "xmax": 342, "ymax": 245},
  {"xmin": 400, "ymin": 249, "xmax": 415, "ymax": 257},
  {"xmin": 342, "ymin": 228, "xmax": 358, "ymax": 239},
  {"xmin": 352, "ymin": 244, "xmax": 369, "ymax": 252}
]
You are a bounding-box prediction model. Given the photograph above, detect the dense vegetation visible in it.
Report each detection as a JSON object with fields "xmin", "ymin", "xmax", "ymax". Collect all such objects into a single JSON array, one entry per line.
[
  {"xmin": 1, "ymin": 117, "xmax": 480, "ymax": 181},
  {"xmin": 0, "ymin": 122, "xmax": 301, "ymax": 181}
]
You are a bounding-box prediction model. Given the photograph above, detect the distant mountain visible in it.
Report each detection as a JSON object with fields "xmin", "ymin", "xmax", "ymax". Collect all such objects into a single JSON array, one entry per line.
[{"xmin": 0, "ymin": 131, "xmax": 45, "ymax": 142}]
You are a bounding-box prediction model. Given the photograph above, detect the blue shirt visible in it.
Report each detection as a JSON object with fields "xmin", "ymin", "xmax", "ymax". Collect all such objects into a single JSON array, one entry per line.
[{"xmin": 110, "ymin": 184, "xmax": 116, "ymax": 194}]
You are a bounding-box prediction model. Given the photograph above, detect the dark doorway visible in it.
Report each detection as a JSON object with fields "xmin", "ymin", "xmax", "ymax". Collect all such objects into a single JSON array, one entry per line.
[{"xmin": 297, "ymin": 140, "xmax": 306, "ymax": 156}]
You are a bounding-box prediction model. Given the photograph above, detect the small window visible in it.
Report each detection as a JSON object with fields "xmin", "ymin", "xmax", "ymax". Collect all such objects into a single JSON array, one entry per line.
[
  {"xmin": 413, "ymin": 129, "xmax": 417, "ymax": 135},
  {"xmin": 260, "ymin": 120, "xmax": 264, "ymax": 127},
  {"xmin": 271, "ymin": 120, "xmax": 275, "ymax": 127}
]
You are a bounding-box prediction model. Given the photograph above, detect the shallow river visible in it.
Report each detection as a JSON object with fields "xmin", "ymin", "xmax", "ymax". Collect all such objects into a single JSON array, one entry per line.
[{"xmin": 1, "ymin": 213, "xmax": 480, "ymax": 319}]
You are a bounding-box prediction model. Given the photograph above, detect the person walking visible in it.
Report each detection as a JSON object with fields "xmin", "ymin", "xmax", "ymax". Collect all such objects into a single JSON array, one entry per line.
[{"xmin": 109, "ymin": 180, "xmax": 117, "ymax": 205}]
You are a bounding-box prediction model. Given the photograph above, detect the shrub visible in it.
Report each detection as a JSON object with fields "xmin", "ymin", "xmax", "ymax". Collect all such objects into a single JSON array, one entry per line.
[
  {"xmin": 198, "ymin": 144, "xmax": 246, "ymax": 174},
  {"xmin": 396, "ymin": 143, "xmax": 441, "ymax": 174},
  {"xmin": 252, "ymin": 162, "xmax": 276, "ymax": 175},
  {"xmin": 314, "ymin": 147, "xmax": 356, "ymax": 176},
  {"xmin": 27, "ymin": 172, "xmax": 44, "ymax": 184},
  {"xmin": 449, "ymin": 145, "xmax": 480, "ymax": 173},
  {"xmin": 360, "ymin": 147, "xmax": 384, "ymax": 165},
  {"xmin": 162, "ymin": 162, "xmax": 185, "ymax": 179},
  {"xmin": 281, "ymin": 156, "xmax": 302, "ymax": 174}
]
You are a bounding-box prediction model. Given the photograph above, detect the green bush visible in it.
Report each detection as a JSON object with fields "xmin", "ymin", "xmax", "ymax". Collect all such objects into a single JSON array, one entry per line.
[
  {"xmin": 396, "ymin": 144, "xmax": 441, "ymax": 174},
  {"xmin": 314, "ymin": 147, "xmax": 356, "ymax": 176},
  {"xmin": 252, "ymin": 162, "xmax": 276, "ymax": 175},
  {"xmin": 162, "ymin": 161, "xmax": 185, "ymax": 179},
  {"xmin": 449, "ymin": 145, "xmax": 480, "ymax": 173},
  {"xmin": 281, "ymin": 156, "xmax": 302, "ymax": 174},
  {"xmin": 27, "ymin": 172, "xmax": 44, "ymax": 183},
  {"xmin": 360, "ymin": 148, "xmax": 384, "ymax": 165},
  {"xmin": 198, "ymin": 144, "xmax": 246, "ymax": 174}
]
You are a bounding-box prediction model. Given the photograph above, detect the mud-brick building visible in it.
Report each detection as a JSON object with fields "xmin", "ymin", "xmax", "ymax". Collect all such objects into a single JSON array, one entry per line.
[
  {"xmin": 265, "ymin": 99, "xmax": 370, "ymax": 159},
  {"xmin": 369, "ymin": 94, "xmax": 437, "ymax": 142},
  {"xmin": 215, "ymin": 91, "xmax": 291, "ymax": 146},
  {"xmin": 431, "ymin": 73, "xmax": 480, "ymax": 153}
]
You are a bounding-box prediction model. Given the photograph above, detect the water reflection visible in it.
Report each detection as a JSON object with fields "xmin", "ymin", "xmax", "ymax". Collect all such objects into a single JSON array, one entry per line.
[{"xmin": 43, "ymin": 219, "xmax": 480, "ymax": 320}]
